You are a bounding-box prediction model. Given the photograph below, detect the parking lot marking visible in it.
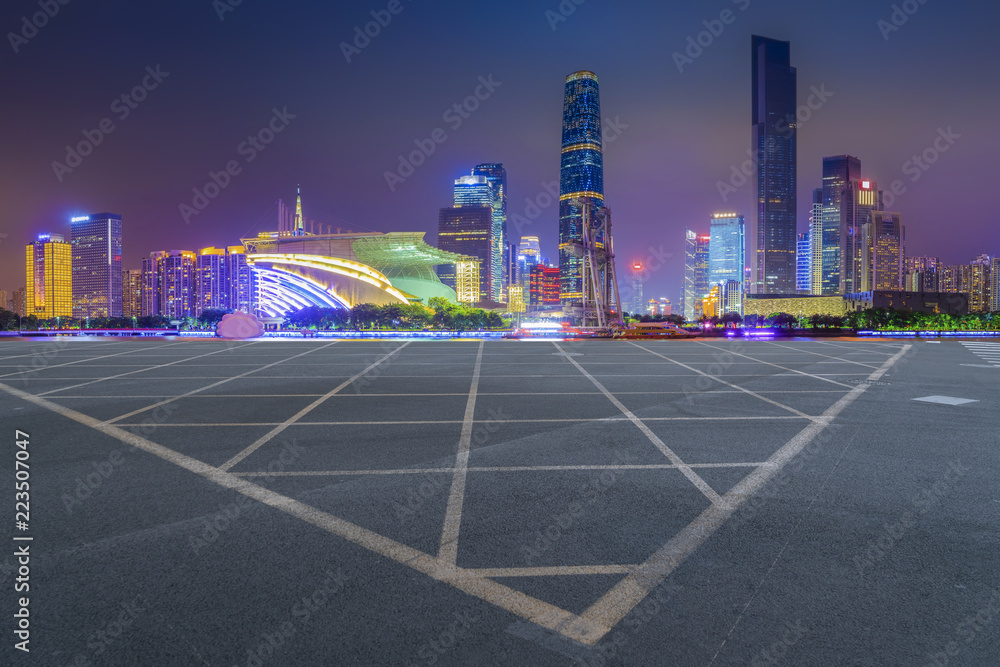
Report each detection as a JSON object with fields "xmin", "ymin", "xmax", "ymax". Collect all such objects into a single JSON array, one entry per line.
[
  {"xmin": 568, "ymin": 343, "xmax": 912, "ymax": 645},
  {"xmin": 554, "ymin": 343, "xmax": 723, "ymax": 506},
  {"xmin": 762, "ymin": 341, "xmax": 881, "ymax": 369},
  {"xmin": 102, "ymin": 342, "xmax": 341, "ymax": 424},
  {"xmin": 912, "ymin": 395, "xmax": 979, "ymax": 406},
  {"xmin": 0, "ymin": 340, "xmax": 188, "ymax": 380},
  {"xmin": 439, "ymin": 342, "xmax": 485, "ymax": 566},
  {"xmin": 218, "ymin": 343, "xmax": 411, "ymax": 471},
  {"xmin": 627, "ymin": 343, "xmax": 820, "ymax": 421},
  {"xmin": 692, "ymin": 341, "xmax": 856, "ymax": 389}
]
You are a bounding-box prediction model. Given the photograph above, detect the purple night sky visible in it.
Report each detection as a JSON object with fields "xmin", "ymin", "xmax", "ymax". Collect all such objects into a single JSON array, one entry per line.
[{"xmin": 1, "ymin": 0, "xmax": 997, "ymax": 304}]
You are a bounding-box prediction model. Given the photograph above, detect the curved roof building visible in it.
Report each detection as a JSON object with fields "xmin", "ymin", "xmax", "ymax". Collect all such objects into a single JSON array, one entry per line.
[{"xmin": 242, "ymin": 230, "xmax": 467, "ymax": 317}]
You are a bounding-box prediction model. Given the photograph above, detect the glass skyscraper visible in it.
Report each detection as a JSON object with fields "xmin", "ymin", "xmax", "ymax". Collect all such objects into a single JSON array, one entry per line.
[
  {"xmin": 71, "ymin": 213, "xmax": 123, "ymax": 318},
  {"xmin": 559, "ymin": 71, "xmax": 604, "ymax": 303},
  {"xmin": 454, "ymin": 165, "xmax": 506, "ymax": 301},
  {"xmin": 683, "ymin": 229, "xmax": 710, "ymax": 322},
  {"xmin": 750, "ymin": 36, "xmax": 796, "ymax": 295},
  {"xmin": 708, "ymin": 214, "xmax": 746, "ymax": 290},
  {"xmin": 26, "ymin": 233, "xmax": 73, "ymax": 319},
  {"xmin": 796, "ymin": 232, "xmax": 812, "ymax": 293},
  {"xmin": 818, "ymin": 155, "xmax": 860, "ymax": 295},
  {"xmin": 437, "ymin": 206, "xmax": 493, "ymax": 301}
]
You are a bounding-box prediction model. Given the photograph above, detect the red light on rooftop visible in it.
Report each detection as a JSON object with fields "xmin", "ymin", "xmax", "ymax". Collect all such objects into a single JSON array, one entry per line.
[{"xmin": 633, "ymin": 262, "xmax": 642, "ymax": 270}]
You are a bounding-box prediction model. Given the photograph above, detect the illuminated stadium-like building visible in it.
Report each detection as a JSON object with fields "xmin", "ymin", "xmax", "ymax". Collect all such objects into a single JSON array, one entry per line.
[{"xmin": 242, "ymin": 230, "xmax": 473, "ymax": 317}]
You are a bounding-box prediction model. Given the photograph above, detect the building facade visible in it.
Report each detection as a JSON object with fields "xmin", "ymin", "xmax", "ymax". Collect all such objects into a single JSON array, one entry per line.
[
  {"xmin": 25, "ymin": 234, "xmax": 73, "ymax": 319},
  {"xmin": 708, "ymin": 213, "xmax": 745, "ymax": 291},
  {"xmin": 195, "ymin": 248, "xmax": 228, "ymax": 316},
  {"xmin": 437, "ymin": 206, "xmax": 493, "ymax": 301},
  {"xmin": 683, "ymin": 229, "xmax": 710, "ymax": 321},
  {"xmin": 70, "ymin": 213, "xmax": 123, "ymax": 319},
  {"xmin": 860, "ymin": 212, "xmax": 905, "ymax": 291},
  {"xmin": 796, "ymin": 232, "xmax": 812, "ymax": 293},
  {"xmin": 122, "ymin": 269, "xmax": 142, "ymax": 319},
  {"xmin": 750, "ymin": 36, "xmax": 797, "ymax": 294},
  {"xmin": 559, "ymin": 71, "xmax": 604, "ymax": 304}
]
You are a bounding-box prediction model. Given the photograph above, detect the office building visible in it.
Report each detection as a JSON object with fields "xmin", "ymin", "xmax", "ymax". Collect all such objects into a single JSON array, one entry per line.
[
  {"xmin": 818, "ymin": 156, "xmax": 861, "ymax": 295},
  {"xmin": 750, "ymin": 36, "xmax": 797, "ymax": 294},
  {"xmin": 844, "ymin": 179, "xmax": 883, "ymax": 294},
  {"xmin": 226, "ymin": 246, "xmax": 256, "ymax": 314},
  {"xmin": 860, "ymin": 212, "xmax": 905, "ymax": 292},
  {"xmin": 11, "ymin": 288, "xmax": 26, "ymax": 317},
  {"xmin": 26, "ymin": 233, "xmax": 73, "ymax": 319},
  {"xmin": 559, "ymin": 71, "xmax": 604, "ymax": 303},
  {"xmin": 722, "ymin": 280, "xmax": 743, "ymax": 315},
  {"xmin": 683, "ymin": 229, "xmax": 710, "ymax": 321},
  {"xmin": 992, "ymin": 258, "xmax": 1000, "ymax": 312},
  {"xmin": 70, "ymin": 213, "xmax": 123, "ymax": 318},
  {"xmin": 122, "ymin": 269, "xmax": 142, "ymax": 319},
  {"xmin": 809, "ymin": 188, "xmax": 825, "ymax": 295},
  {"xmin": 630, "ymin": 262, "xmax": 644, "ymax": 315},
  {"xmin": 796, "ymin": 232, "xmax": 812, "ymax": 293},
  {"xmin": 659, "ymin": 298, "xmax": 672, "ymax": 316},
  {"xmin": 905, "ymin": 257, "xmax": 940, "ymax": 293},
  {"xmin": 472, "ymin": 164, "xmax": 508, "ymax": 300},
  {"xmin": 709, "ymin": 213, "xmax": 745, "ymax": 290},
  {"xmin": 529, "ymin": 264, "xmax": 560, "ymax": 308},
  {"xmin": 437, "ymin": 206, "xmax": 493, "ymax": 301},
  {"xmin": 196, "ymin": 248, "xmax": 228, "ymax": 316}
]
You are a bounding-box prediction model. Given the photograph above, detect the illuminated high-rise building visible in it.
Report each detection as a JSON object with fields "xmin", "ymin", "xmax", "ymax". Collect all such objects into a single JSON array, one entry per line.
[
  {"xmin": 141, "ymin": 252, "xmax": 165, "ymax": 317},
  {"xmin": 683, "ymin": 229, "xmax": 710, "ymax": 321},
  {"xmin": 991, "ymin": 257, "xmax": 1000, "ymax": 312},
  {"xmin": 968, "ymin": 255, "xmax": 992, "ymax": 313},
  {"xmin": 122, "ymin": 269, "xmax": 142, "ymax": 319},
  {"xmin": 453, "ymin": 166, "xmax": 507, "ymax": 301},
  {"xmin": 25, "ymin": 233, "xmax": 73, "ymax": 319},
  {"xmin": 750, "ymin": 36, "xmax": 797, "ymax": 294},
  {"xmin": 437, "ymin": 206, "xmax": 493, "ymax": 301},
  {"xmin": 796, "ymin": 232, "xmax": 812, "ymax": 293},
  {"xmin": 722, "ymin": 280, "xmax": 743, "ymax": 315},
  {"xmin": 70, "ymin": 213, "xmax": 123, "ymax": 318},
  {"xmin": 630, "ymin": 262, "xmax": 644, "ymax": 315},
  {"xmin": 472, "ymin": 163, "xmax": 508, "ymax": 300},
  {"xmin": 529, "ymin": 264, "xmax": 560, "ymax": 308},
  {"xmin": 142, "ymin": 250, "xmax": 196, "ymax": 319},
  {"xmin": 559, "ymin": 71, "xmax": 604, "ymax": 304},
  {"xmin": 905, "ymin": 257, "xmax": 940, "ymax": 293},
  {"xmin": 196, "ymin": 248, "xmax": 228, "ymax": 316},
  {"xmin": 843, "ymin": 178, "xmax": 882, "ymax": 295},
  {"xmin": 659, "ymin": 297, "xmax": 672, "ymax": 316},
  {"xmin": 809, "ymin": 188, "xmax": 825, "ymax": 295},
  {"xmin": 226, "ymin": 246, "xmax": 256, "ymax": 314},
  {"xmin": 709, "ymin": 213, "xmax": 745, "ymax": 290},
  {"xmin": 519, "ymin": 236, "xmax": 541, "ymax": 263},
  {"xmin": 817, "ymin": 156, "xmax": 861, "ymax": 295},
  {"xmin": 860, "ymin": 212, "xmax": 904, "ymax": 292}
]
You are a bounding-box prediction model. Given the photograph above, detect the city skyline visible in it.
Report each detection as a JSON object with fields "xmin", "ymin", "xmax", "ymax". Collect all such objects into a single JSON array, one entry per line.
[{"xmin": 1, "ymin": 1, "xmax": 998, "ymax": 304}]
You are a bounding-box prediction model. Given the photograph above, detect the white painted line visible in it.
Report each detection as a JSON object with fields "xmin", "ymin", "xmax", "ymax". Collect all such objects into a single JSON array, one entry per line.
[
  {"xmin": 561, "ymin": 343, "xmax": 913, "ymax": 645},
  {"xmin": 102, "ymin": 342, "xmax": 340, "ymax": 424},
  {"xmin": 218, "ymin": 343, "xmax": 412, "ymax": 472},
  {"xmin": 110, "ymin": 416, "xmax": 813, "ymax": 428},
  {"xmin": 959, "ymin": 364, "xmax": 1000, "ymax": 368},
  {"xmin": 692, "ymin": 341, "xmax": 855, "ymax": 389},
  {"xmin": 763, "ymin": 341, "xmax": 881, "ymax": 369},
  {"xmin": 464, "ymin": 565, "xmax": 635, "ymax": 578},
  {"xmin": 912, "ymin": 395, "xmax": 979, "ymax": 406},
  {"xmin": 438, "ymin": 342, "xmax": 485, "ymax": 566},
  {"xmin": 232, "ymin": 463, "xmax": 770, "ymax": 477},
  {"xmin": 0, "ymin": 380, "xmax": 582, "ymax": 645},
  {"xmin": 628, "ymin": 343, "xmax": 820, "ymax": 422},
  {"xmin": 925, "ymin": 341, "xmax": 941, "ymax": 344},
  {"xmin": 0, "ymin": 341, "xmax": 189, "ymax": 379},
  {"xmin": 555, "ymin": 343, "xmax": 723, "ymax": 506}
]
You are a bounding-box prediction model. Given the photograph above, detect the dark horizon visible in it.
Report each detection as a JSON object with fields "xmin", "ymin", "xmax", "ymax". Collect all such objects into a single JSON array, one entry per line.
[{"xmin": 2, "ymin": 0, "xmax": 997, "ymax": 303}]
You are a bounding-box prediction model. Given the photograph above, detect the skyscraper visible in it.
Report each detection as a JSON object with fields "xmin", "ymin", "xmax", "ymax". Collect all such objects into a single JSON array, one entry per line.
[
  {"xmin": 991, "ymin": 257, "xmax": 1000, "ymax": 312},
  {"xmin": 519, "ymin": 236, "xmax": 541, "ymax": 263},
  {"xmin": 708, "ymin": 213, "xmax": 746, "ymax": 290},
  {"xmin": 25, "ymin": 233, "xmax": 72, "ymax": 319},
  {"xmin": 819, "ymin": 156, "xmax": 861, "ymax": 295},
  {"xmin": 12, "ymin": 288, "xmax": 27, "ymax": 318},
  {"xmin": 559, "ymin": 70, "xmax": 604, "ymax": 304},
  {"xmin": 70, "ymin": 213, "xmax": 123, "ymax": 318},
  {"xmin": 437, "ymin": 206, "xmax": 493, "ymax": 301},
  {"xmin": 683, "ymin": 229, "xmax": 710, "ymax": 321},
  {"xmin": 969, "ymin": 254, "xmax": 992, "ymax": 313},
  {"xmin": 226, "ymin": 246, "xmax": 256, "ymax": 314},
  {"xmin": 750, "ymin": 36, "xmax": 797, "ymax": 294},
  {"xmin": 472, "ymin": 163, "xmax": 508, "ymax": 300},
  {"xmin": 630, "ymin": 262, "xmax": 644, "ymax": 315},
  {"xmin": 861, "ymin": 212, "xmax": 905, "ymax": 291},
  {"xmin": 141, "ymin": 252, "xmax": 165, "ymax": 317},
  {"xmin": 809, "ymin": 188, "xmax": 825, "ymax": 294},
  {"xmin": 196, "ymin": 248, "xmax": 228, "ymax": 316},
  {"xmin": 161, "ymin": 251, "xmax": 196, "ymax": 320},
  {"xmin": 122, "ymin": 269, "xmax": 142, "ymax": 319},
  {"xmin": 796, "ymin": 232, "xmax": 812, "ymax": 293}
]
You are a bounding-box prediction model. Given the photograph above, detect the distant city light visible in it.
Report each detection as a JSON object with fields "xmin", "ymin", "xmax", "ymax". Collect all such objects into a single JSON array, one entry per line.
[{"xmin": 70, "ymin": 216, "xmax": 90, "ymax": 223}]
